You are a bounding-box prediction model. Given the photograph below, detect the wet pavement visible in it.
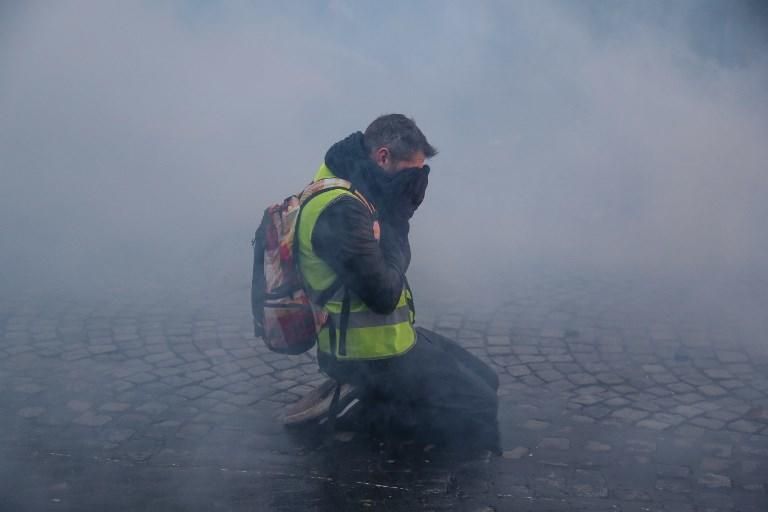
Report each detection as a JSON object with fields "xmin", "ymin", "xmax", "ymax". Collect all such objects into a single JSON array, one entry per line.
[{"xmin": 1, "ymin": 275, "xmax": 767, "ymax": 511}]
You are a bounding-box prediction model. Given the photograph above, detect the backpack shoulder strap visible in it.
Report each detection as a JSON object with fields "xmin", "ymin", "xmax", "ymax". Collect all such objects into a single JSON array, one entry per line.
[{"xmin": 299, "ymin": 178, "xmax": 375, "ymax": 215}]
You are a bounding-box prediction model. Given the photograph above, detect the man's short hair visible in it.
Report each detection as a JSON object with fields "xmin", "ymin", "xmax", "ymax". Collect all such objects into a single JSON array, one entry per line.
[{"xmin": 363, "ymin": 114, "xmax": 437, "ymax": 162}]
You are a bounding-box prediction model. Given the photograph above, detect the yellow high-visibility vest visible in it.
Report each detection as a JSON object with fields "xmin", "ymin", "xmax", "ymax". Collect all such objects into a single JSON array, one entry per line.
[{"xmin": 296, "ymin": 164, "xmax": 416, "ymax": 360}]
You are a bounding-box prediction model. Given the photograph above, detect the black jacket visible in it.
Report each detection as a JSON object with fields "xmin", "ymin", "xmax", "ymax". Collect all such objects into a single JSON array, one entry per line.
[
  {"xmin": 310, "ymin": 133, "xmax": 412, "ymax": 314},
  {"xmin": 312, "ymin": 197, "xmax": 409, "ymax": 314}
]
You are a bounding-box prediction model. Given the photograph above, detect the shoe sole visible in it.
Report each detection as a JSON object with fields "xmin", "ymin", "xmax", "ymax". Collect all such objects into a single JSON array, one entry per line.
[{"xmin": 283, "ymin": 381, "xmax": 356, "ymax": 426}]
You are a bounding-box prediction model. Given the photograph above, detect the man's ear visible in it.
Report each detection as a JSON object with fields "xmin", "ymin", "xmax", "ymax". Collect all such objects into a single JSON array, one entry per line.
[{"xmin": 374, "ymin": 147, "xmax": 390, "ymax": 167}]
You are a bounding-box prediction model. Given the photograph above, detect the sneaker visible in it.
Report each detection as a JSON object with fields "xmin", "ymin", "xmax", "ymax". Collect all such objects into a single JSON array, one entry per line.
[{"xmin": 282, "ymin": 379, "xmax": 357, "ymax": 426}]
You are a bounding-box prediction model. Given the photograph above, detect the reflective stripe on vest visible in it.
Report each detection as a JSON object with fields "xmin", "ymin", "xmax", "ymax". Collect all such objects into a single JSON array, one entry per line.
[
  {"xmin": 297, "ymin": 164, "xmax": 416, "ymax": 360},
  {"xmin": 329, "ymin": 304, "xmax": 411, "ymax": 329}
]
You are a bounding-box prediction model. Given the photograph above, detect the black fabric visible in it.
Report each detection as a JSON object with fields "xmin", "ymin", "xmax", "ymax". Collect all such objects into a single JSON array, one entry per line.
[
  {"xmin": 324, "ymin": 132, "xmax": 429, "ymax": 224},
  {"xmin": 311, "ymin": 134, "xmax": 499, "ymax": 448},
  {"xmin": 376, "ymin": 165, "xmax": 430, "ymax": 224},
  {"xmin": 338, "ymin": 286, "xmax": 351, "ymax": 356},
  {"xmin": 319, "ymin": 327, "xmax": 500, "ymax": 449},
  {"xmin": 311, "ymin": 196, "xmax": 409, "ymax": 314},
  {"xmin": 310, "ymin": 132, "xmax": 428, "ymax": 314}
]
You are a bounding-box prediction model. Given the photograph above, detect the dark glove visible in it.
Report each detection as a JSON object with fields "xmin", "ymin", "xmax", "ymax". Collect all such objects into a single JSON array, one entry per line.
[
  {"xmin": 378, "ymin": 166, "xmax": 430, "ymax": 224},
  {"xmin": 378, "ymin": 219, "xmax": 412, "ymax": 274}
]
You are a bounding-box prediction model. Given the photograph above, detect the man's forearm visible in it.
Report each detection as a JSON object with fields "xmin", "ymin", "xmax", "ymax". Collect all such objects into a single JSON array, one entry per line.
[{"xmin": 312, "ymin": 198, "xmax": 407, "ymax": 314}]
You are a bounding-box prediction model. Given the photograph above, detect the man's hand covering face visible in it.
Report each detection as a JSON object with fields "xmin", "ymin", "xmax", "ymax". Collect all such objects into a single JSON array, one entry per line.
[{"xmin": 379, "ymin": 165, "xmax": 430, "ymax": 224}]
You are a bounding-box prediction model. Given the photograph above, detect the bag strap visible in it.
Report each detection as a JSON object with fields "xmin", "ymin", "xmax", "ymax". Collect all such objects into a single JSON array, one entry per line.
[
  {"xmin": 324, "ymin": 380, "xmax": 342, "ymax": 443},
  {"xmin": 338, "ymin": 286, "xmax": 351, "ymax": 356},
  {"xmin": 295, "ymin": 176, "xmax": 373, "ymax": 311},
  {"xmin": 300, "ymin": 178, "xmax": 375, "ymax": 214},
  {"xmin": 403, "ymin": 275, "xmax": 416, "ymax": 323},
  {"xmin": 295, "ymin": 178, "xmax": 370, "ymax": 359},
  {"xmin": 314, "ymin": 278, "xmax": 343, "ymax": 308}
]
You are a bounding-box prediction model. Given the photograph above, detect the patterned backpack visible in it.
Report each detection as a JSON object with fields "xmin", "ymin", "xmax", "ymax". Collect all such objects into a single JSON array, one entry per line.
[{"xmin": 251, "ymin": 178, "xmax": 373, "ymax": 354}]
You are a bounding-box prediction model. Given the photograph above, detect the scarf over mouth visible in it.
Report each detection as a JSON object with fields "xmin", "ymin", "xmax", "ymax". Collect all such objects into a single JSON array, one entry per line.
[{"xmin": 324, "ymin": 132, "xmax": 430, "ymax": 223}]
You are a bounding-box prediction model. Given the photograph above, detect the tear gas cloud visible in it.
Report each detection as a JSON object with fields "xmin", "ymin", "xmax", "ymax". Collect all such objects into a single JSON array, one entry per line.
[{"xmin": 1, "ymin": 1, "xmax": 766, "ymax": 304}]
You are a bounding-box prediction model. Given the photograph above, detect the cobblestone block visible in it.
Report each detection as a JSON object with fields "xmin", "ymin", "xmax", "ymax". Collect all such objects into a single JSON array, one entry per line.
[
  {"xmin": 88, "ymin": 344, "xmax": 118, "ymax": 355},
  {"xmin": 657, "ymin": 465, "xmax": 690, "ymax": 478},
  {"xmin": 626, "ymin": 440, "xmax": 656, "ymax": 453},
  {"xmin": 522, "ymin": 419, "xmax": 549, "ymax": 430},
  {"xmin": 570, "ymin": 469, "xmax": 608, "ymax": 498},
  {"xmin": 704, "ymin": 409, "xmax": 742, "ymax": 422},
  {"xmin": 637, "ymin": 419, "xmax": 671, "ymax": 430},
  {"xmin": 691, "ymin": 417, "xmax": 726, "ymax": 430},
  {"xmin": 701, "ymin": 442, "xmax": 732, "ymax": 458},
  {"xmin": 655, "ymin": 479, "xmax": 691, "ymax": 494},
  {"xmin": 532, "ymin": 469, "xmax": 568, "ymax": 496},
  {"xmin": 176, "ymin": 423, "xmax": 211, "ymax": 439},
  {"xmin": 651, "ymin": 373, "xmax": 679, "ymax": 385},
  {"xmin": 6, "ymin": 345, "xmax": 34, "ymax": 355},
  {"xmin": 652, "ymin": 413, "xmax": 685, "ymax": 426},
  {"xmin": 697, "ymin": 473, "xmax": 731, "ymax": 489},
  {"xmin": 699, "ymin": 458, "xmax": 731, "ymax": 473},
  {"xmin": 727, "ymin": 420, "xmax": 762, "ymax": 434},
  {"xmin": 212, "ymin": 403, "xmax": 239, "ymax": 415},
  {"xmin": 225, "ymin": 394, "xmax": 257, "ymax": 407},
  {"xmin": 518, "ymin": 355, "xmax": 546, "ymax": 364},
  {"xmin": 152, "ymin": 366, "xmax": 184, "ymax": 377},
  {"xmin": 612, "ymin": 408, "xmax": 648, "ymax": 422},
  {"xmin": 105, "ymin": 428, "xmax": 136, "ymax": 443},
  {"xmin": 125, "ymin": 372, "xmax": 157, "ymax": 384},
  {"xmin": 73, "ymin": 412, "xmax": 112, "ymax": 427},
  {"xmin": 17, "ymin": 406, "xmax": 46, "ymax": 418},
  {"xmin": 646, "ymin": 386, "xmax": 673, "ymax": 396},
  {"xmin": 585, "ymin": 441, "xmax": 611, "ymax": 452},
  {"xmin": 604, "ymin": 397, "xmax": 631, "ymax": 407},
  {"xmin": 536, "ymin": 370, "xmax": 563, "ymax": 383},
  {"xmin": 177, "ymin": 386, "xmax": 209, "ymax": 400},
  {"xmin": 99, "ymin": 402, "xmax": 130, "ymax": 412},
  {"xmin": 672, "ymin": 404, "xmax": 706, "ymax": 418},
  {"xmin": 246, "ymin": 364, "xmax": 273, "ymax": 377},
  {"xmin": 571, "ymin": 394, "xmax": 602, "ymax": 406},
  {"xmin": 668, "ymin": 382, "xmax": 696, "ymax": 393},
  {"xmin": 568, "ymin": 373, "xmax": 599, "ymax": 386},
  {"xmin": 211, "ymin": 362, "xmax": 240, "ymax": 376},
  {"xmin": 66, "ymin": 400, "xmax": 91, "ymax": 412},
  {"xmin": 716, "ymin": 351, "xmax": 748, "ymax": 363},
  {"xmin": 719, "ymin": 379, "xmax": 744, "ymax": 389},
  {"xmin": 538, "ymin": 437, "xmax": 570, "ymax": 450},
  {"xmin": 675, "ymin": 393, "xmax": 705, "ymax": 404},
  {"xmin": 613, "ymin": 488, "xmax": 653, "ymax": 501},
  {"xmin": 14, "ymin": 383, "xmax": 45, "ymax": 393},
  {"xmin": 582, "ymin": 405, "xmax": 612, "ymax": 419},
  {"xmin": 154, "ymin": 357, "xmax": 186, "ymax": 370},
  {"xmin": 506, "ymin": 365, "xmax": 531, "ymax": 377},
  {"xmin": 179, "ymin": 352, "xmax": 207, "ymax": 363},
  {"xmin": 269, "ymin": 359, "xmax": 298, "ymax": 371},
  {"xmin": 486, "ymin": 335, "xmax": 510, "ymax": 345},
  {"xmin": 703, "ymin": 369, "xmax": 732, "ymax": 380},
  {"xmin": 502, "ymin": 446, "xmax": 529, "ymax": 459},
  {"xmin": 699, "ymin": 385, "xmax": 727, "ymax": 397},
  {"xmin": 186, "ymin": 369, "xmax": 217, "ymax": 381},
  {"xmin": 120, "ymin": 439, "xmax": 161, "ymax": 462},
  {"xmin": 135, "ymin": 402, "xmax": 167, "ymax": 415}
]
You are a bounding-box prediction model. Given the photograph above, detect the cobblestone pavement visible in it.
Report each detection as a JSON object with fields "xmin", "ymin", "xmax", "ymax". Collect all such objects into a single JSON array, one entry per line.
[{"xmin": 1, "ymin": 276, "xmax": 767, "ymax": 511}]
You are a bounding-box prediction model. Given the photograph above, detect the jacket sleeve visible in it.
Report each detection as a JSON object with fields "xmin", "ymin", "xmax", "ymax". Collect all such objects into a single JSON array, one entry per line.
[{"xmin": 311, "ymin": 196, "xmax": 410, "ymax": 314}]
